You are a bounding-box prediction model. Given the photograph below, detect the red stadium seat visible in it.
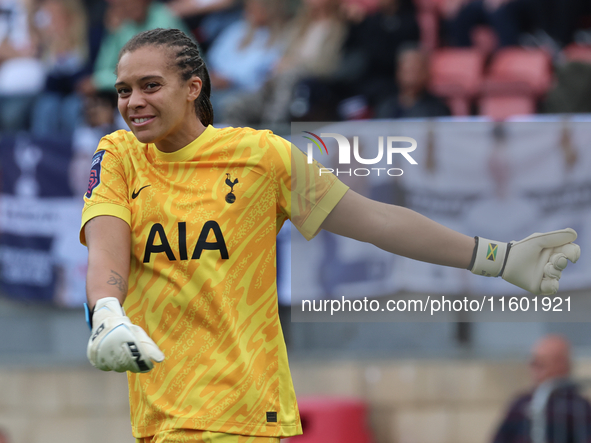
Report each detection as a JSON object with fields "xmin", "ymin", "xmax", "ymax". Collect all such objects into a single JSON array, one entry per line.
[
  {"xmin": 562, "ymin": 44, "xmax": 591, "ymax": 64},
  {"xmin": 482, "ymin": 47, "xmax": 553, "ymax": 97},
  {"xmin": 471, "ymin": 25, "xmax": 498, "ymax": 57},
  {"xmin": 289, "ymin": 397, "xmax": 373, "ymax": 443},
  {"xmin": 429, "ymin": 48, "xmax": 485, "ymax": 115},
  {"xmin": 479, "ymin": 95, "xmax": 536, "ymax": 120},
  {"xmin": 443, "ymin": 96, "xmax": 470, "ymax": 116}
]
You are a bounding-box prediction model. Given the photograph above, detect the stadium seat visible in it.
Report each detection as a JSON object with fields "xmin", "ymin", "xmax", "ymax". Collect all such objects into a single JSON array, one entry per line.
[
  {"xmin": 289, "ymin": 397, "xmax": 373, "ymax": 443},
  {"xmin": 471, "ymin": 25, "xmax": 498, "ymax": 57},
  {"xmin": 562, "ymin": 43, "xmax": 591, "ymax": 64},
  {"xmin": 429, "ymin": 48, "xmax": 485, "ymax": 115},
  {"xmin": 479, "ymin": 95, "xmax": 536, "ymax": 120},
  {"xmin": 481, "ymin": 47, "xmax": 553, "ymax": 97}
]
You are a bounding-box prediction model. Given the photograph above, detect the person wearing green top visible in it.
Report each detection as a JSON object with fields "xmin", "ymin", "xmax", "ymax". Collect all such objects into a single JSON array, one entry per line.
[{"xmin": 93, "ymin": 0, "xmax": 192, "ymax": 92}]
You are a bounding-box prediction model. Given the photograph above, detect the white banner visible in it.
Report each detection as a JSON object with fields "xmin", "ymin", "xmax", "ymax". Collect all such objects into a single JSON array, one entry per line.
[{"xmin": 289, "ymin": 118, "xmax": 591, "ymax": 303}]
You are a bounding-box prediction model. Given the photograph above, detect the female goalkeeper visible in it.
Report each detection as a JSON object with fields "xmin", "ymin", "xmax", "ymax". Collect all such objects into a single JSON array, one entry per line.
[{"xmin": 81, "ymin": 28, "xmax": 580, "ymax": 443}]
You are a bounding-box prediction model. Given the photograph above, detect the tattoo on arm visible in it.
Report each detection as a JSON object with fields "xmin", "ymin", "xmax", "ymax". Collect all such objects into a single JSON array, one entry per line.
[{"xmin": 107, "ymin": 270, "xmax": 128, "ymax": 295}]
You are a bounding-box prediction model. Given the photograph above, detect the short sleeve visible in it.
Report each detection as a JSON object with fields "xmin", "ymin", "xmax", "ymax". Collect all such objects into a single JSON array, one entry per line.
[
  {"xmin": 267, "ymin": 133, "xmax": 349, "ymax": 241},
  {"xmin": 79, "ymin": 138, "xmax": 131, "ymax": 245}
]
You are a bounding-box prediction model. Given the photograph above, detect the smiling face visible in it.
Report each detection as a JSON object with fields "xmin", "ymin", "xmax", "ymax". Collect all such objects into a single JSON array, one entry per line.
[{"xmin": 115, "ymin": 45, "xmax": 205, "ymax": 152}]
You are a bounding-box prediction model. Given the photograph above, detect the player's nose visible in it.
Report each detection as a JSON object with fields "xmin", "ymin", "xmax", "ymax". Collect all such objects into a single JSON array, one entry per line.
[{"xmin": 127, "ymin": 90, "xmax": 146, "ymax": 110}]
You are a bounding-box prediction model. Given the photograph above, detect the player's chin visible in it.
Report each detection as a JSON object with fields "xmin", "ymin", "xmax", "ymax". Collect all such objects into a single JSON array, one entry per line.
[{"xmin": 131, "ymin": 128, "xmax": 158, "ymax": 144}]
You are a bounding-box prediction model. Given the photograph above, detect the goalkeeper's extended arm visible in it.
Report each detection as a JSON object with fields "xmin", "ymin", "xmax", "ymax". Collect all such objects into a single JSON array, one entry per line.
[
  {"xmin": 84, "ymin": 215, "xmax": 164, "ymax": 373},
  {"xmin": 320, "ymin": 190, "xmax": 580, "ymax": 295}
]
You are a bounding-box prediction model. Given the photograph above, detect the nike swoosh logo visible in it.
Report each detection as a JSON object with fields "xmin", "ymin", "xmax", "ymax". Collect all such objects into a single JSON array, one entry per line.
[{"xmin": 132, "ymin": 185, "xmax": 151, "ymax": 199}]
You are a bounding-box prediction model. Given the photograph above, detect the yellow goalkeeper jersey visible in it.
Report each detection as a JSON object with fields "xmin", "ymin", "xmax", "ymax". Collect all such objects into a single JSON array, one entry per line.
[{"xmin": 80, "ymin": 125, "xmax": 348, "ymax": 438}]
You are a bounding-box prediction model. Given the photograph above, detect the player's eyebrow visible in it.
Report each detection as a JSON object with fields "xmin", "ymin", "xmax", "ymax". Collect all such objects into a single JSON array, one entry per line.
[{"xmin": 114, "ymin": 75, "xmax": 165, "ymax": 88}]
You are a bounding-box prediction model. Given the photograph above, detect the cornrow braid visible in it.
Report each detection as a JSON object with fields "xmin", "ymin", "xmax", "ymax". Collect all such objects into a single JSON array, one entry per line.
[{"xmin": 118, "ymin": 28, "xmax": 214, "ymax": 126}]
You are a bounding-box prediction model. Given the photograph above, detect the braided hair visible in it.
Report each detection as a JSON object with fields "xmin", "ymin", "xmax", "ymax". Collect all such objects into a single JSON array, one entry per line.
[{"xmin": 118, "ymin": 28, "xmax": 214, "ymax": 126}]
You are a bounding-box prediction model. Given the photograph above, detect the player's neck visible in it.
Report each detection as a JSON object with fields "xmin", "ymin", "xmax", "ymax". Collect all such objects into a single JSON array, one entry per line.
[{"xmin": 155, "ymin": 120, "xmax": 208, "ymax": 153}]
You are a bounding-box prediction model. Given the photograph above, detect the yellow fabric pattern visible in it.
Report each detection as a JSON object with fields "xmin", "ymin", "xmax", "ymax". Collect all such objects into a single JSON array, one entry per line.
[{"xmin": 80, "ymin": 126, "xmax": 348, "ymax": 438}]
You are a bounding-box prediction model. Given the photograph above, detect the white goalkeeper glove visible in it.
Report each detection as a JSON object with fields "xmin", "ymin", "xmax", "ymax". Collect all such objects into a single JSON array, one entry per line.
[
  {"xmin": 86, "ymin": 297, "xmax": 165, "ymax": 373},
  {"xmin": 469, "ymin": 228, "xmax": 580, "ymax": 295}
]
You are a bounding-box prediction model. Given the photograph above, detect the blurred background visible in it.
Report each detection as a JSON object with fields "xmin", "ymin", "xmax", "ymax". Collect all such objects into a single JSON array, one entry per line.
[{"xmin": 2, "ymin": 0, "xmax": 591, "ymax": 442}]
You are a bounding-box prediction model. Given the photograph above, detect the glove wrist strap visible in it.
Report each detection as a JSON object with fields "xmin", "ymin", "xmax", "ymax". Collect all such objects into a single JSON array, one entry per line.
[
  {"xmin": 470, "ymin": 237, "xmax": 509, "ymax": 277},
  {"xmin": 498, "ymin": 242, "xmax": 512, "ymax": 277},
  {"xmin": 467, "ymin": 237, "xmax": 479, "ymax": 270},
  {"xmin": 88, "ymin": 297, "xmax": 125, "ymax": 330},
  {"xmin": 84, "ymin": 303, "xmax": 94, "ymax": 330}
]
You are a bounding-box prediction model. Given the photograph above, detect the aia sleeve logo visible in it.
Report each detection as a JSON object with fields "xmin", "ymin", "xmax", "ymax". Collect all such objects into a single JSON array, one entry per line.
[{"xmin": 86, "ymin": 150, "xmax": 106, "ymax": 198}]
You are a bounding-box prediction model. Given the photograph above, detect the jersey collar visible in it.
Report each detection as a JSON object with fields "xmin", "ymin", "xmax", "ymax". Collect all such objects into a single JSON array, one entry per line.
[{"xmin": 151, "ymin": 125, "xmax": 216, "ymax": 162}]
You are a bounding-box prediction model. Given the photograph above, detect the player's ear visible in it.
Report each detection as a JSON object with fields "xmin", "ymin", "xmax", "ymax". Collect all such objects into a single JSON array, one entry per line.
[{"xmin": 187, "ymin": 76, "xmax": 203, "ymax": 103}]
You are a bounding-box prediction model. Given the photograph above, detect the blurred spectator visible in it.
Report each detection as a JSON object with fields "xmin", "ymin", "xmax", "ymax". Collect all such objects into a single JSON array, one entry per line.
[
  {"xmin": 290, "ymin": 0, "xmax": 420, "ymax": 121},
  {"xmin": 445, "ymin": 0, "xmax": 585, "ymax": 50},
  {"xmin": 374, "ymin": 45, "xmax": 450, "ymax": 119},
  {"xmin": 31, "ymin": 0, "xmax": 88, "ymax": 137},
  {"xmin": 167, "ymin": 0, "xmax": 242, "ymax": 53},
  {"xmin": 0, "ymin": 0, "xmax": 45, "ymax": 132},
  {"xmin": 338, "ymin": 0, "xmax": 419, "ymax": 102},
  {"xmin": 72, "ymin": 90, "xmax": 121, "ymax": 155},
  {"xmin": 543, "ymin": 61, "xmax": 591, "ymax": 114},
  {"xmin": 82, "ymin": 0, "xmax": 107, "ymax": 62},
  {"xmin": 207, "ymin": 0, "xmax": 287, "ymax": 122},
  {"xmin": 492, "ymin": 335, "xmax": 591, "ymax": 443},
  {"xmin": 223, "ymin": 0, "xmax": 346, "ymax": 126},
  {"xmin": 79, "ymin": 0, "xmax": 190, "ymax": 95}
]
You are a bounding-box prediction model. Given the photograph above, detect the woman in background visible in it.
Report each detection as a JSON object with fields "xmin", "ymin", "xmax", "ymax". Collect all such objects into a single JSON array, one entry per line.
[
  {"xmin": 223, "ymin": 0, "xmax": 347, "ymax": 126},
  {"xmin": 206, "ymin": 0, "xmax": 287, "ymax": 122},
  {"xmin": 0, "ymin": 0, "xmax": 44, "ymax": 132},
  {"xmin": 31, "ymin": 0, "xmax": 88, "ymax": 136}
]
